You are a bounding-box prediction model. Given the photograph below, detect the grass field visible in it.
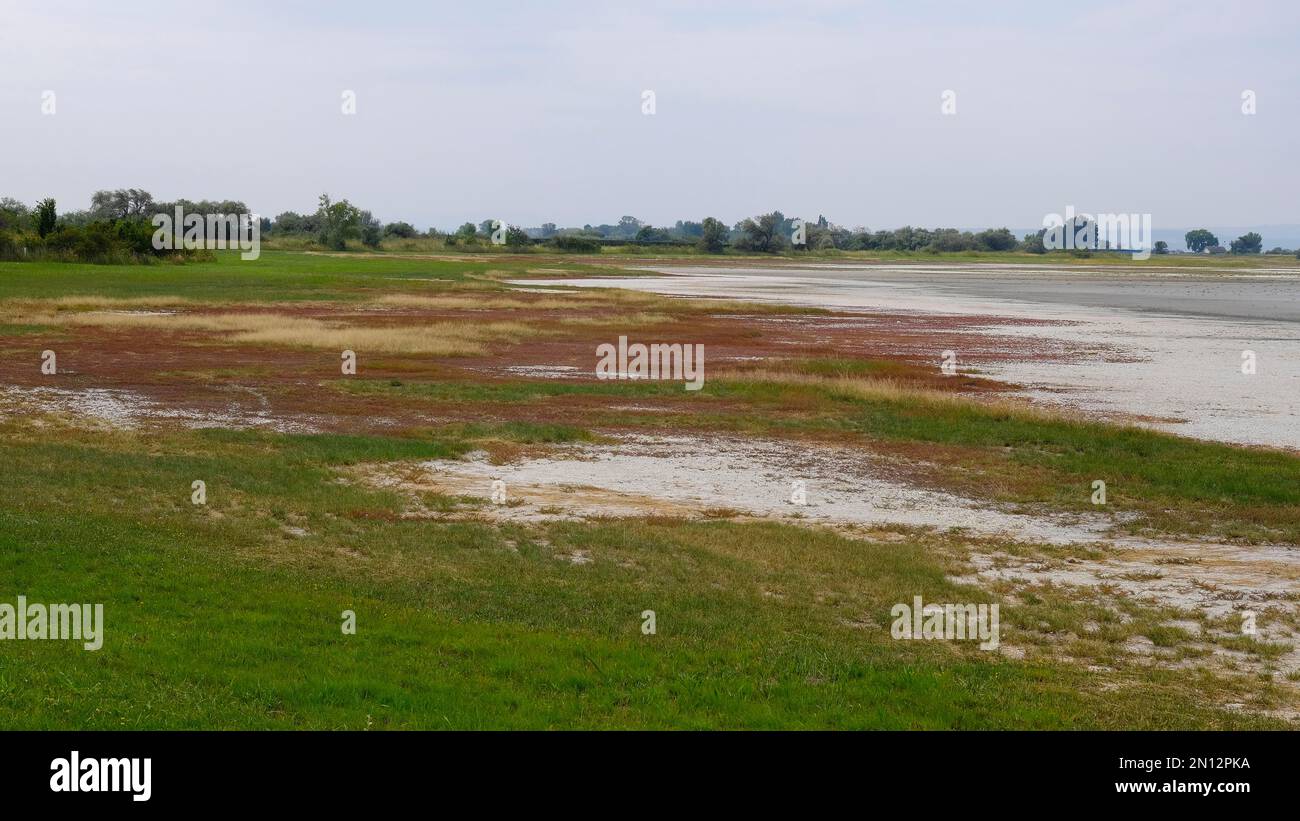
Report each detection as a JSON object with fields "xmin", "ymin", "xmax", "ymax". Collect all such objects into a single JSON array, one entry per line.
[{"xmin": 1, "ymin": 250, "xmax": 1297, "ymax": 729}]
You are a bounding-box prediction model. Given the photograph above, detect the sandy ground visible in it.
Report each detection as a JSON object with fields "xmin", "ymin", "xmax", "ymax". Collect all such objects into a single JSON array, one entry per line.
[
  {"xmin": 368, "ymin": 434, "xmax": 1300, "ymax": 615},
  {"xmin": 362, "ymin": 431, "xmax": 1300, "ymax": 690},
  {"xmin": 513, "ymin": 264, "xmax": 1300, "ymax": 449},
  {"xmin": 374, "ymin": 433, "xmax": 1127, "ymax": 543},
  {"xmin": 0, "ymin": 385, "xmax": 318, "ymax": 433}
]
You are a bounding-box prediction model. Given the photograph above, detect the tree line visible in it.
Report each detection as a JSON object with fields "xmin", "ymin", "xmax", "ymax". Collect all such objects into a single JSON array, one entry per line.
[
  {"xmin": 1183, "ymin": 228, "xmax": 1269, "ymax": 255},
  {"xmin": 264, "ymin": 208, "xmax": 1030, "ymax": 254},
  {"xmin": 2, "ymin": 190, "xmax": 1291, "ymax": 261},
  {"xmin": 0, "ymin": 189, "xmax": 252, "ymax": 263}
]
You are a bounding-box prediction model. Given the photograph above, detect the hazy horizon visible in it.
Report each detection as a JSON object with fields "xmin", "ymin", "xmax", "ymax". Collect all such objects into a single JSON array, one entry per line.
[{"xmin": 3, "ymin": 0, "xmax": 1296, "ymax": 231}]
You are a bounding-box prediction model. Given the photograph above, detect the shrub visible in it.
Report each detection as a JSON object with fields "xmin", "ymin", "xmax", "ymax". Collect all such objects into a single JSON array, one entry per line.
[
  {"xmin": 974, "ymin": 227, "xmax": 1018, "ymax": 251},
  {"xmin": 698, "ymin": 217, "xmax": 728, "ymax": 253},
  {"xmin": 383, "ymin": 221, "xmax": 418, "ymax": 238},
  {"xmin": 1021, "ymin": 231, "xmax": 1047, "ymax": 254},
  {"xmin": 504, "ymin": 225, "xmax": 531, "ymax": 247},
  {"xmin": 1229, "ymin": 232, "xmax": 1262, "ymax": 255},
  {"xmin": 929, "ymin": 230, "xmax": 975, "ymax": 252},
  {"xmin": 551, "ymin": 235, "xmax": 600, "ymax": 253},
  {"xmin": 34, "ymin": 198, "xmax": 57, "ymax": 238}
]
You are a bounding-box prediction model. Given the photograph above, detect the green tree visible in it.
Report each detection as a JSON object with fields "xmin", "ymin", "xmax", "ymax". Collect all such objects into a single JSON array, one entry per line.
[
  {"xmin": 383, "ymin": 221, "xmax": 417, "ymax": 238},
  {"xmin": 929, "ymin": 229, "xmax": 975, "ymax": 252},
  {"xmin": 1229, "ymin": 232, "xmax": 1262, "ymax": 254},
  {"xmin": 697, "ymin": 217, "xmax": 728, "ymax": 253},
  {"xmin": 0, "ymin": 198, "xmax": 30, "ymax": 232},
  {"xmin": 673, "ymin": 220, "xmax": 704, "ymax": 240},
  {"xmin": 34, "ymin": 198, "xmax": 58, "ymax": 238},
  {"xmin": 504, "ymin": 225, "xmax": 530, "ymax": 247},
  {"xmin": 735, "ymin": 212, "xmax": 786, "ymax": 252},
  {"xmin": 614, "ymin": 215, "xmax": 642, "ymax": 239},
  {"xmin": 1021, "ymin": 230, "xmax": 1047, "ymax": 254},
  {"xmin": 315, "ymin": 194, "xmax": 362, "ymax": 250},
  {"xmin": 89, "ymin": 188, "xmax": 154, "ymax": 221},
  {"xmin": 359, "ymin": 211, "xmax": 382, "ymax": 248},
  {"xmin": 634, "ymin": 225, "xmax": 671, "ymax": 243},
  {"xmin": 271, "ymin": 211, "xmax": 307, "ymax": 234},
  {"xmin": 974, "ymin": 227, "xmax": 1017, "ymax": 251},
  {"xmin": 1184, "ymin": 228, "xmax": 1218, "ymax": 253},
  {"xmin": 1153, "ymin": 240, "xmax": 1169, "ymax": 254}
]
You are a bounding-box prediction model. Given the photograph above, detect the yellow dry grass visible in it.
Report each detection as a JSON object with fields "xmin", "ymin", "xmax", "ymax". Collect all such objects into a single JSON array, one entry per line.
[
  {"xmin": 374, "ymin": 295, "xmax": 676, "ymax": 327},
  {"xmin": 1, "ymin": 295, "xmax": 192, "ymax": 314},
  {"xmin": 55, "ymin": 311, "xmax": 536, "ymax": 356},
  {"xmin": 718, "ymin": 368, "xmax": 1064, "ymax": 421},
  {"xmin": 376, "ymin": 282, "xmax": 819, "ymax": 319},
  {"xmin": 375, "ymin": 294, "xmax": 582, "ymax": 311},
  {"xmin": 555, "ymin": 312, "xmax": 676, "ymax": 326},
  {"xmin": 527, "ymin": 286, "xmax": 819, "ymax": 315}
]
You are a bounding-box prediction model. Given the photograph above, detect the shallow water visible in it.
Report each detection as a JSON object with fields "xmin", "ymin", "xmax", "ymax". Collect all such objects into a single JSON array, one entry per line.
[{"xmin": 514, "ymin": 263, "xmax": 1300, "ymax": 449}]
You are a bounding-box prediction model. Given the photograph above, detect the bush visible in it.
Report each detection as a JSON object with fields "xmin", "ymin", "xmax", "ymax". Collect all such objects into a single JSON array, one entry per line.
[
  {"xmin": 928, "ymin": 230, "xmax": 975, "ymax": 252},
  {"xmin": 974, "ymin": 227, "xmax": 1017, "ymax": 252},
  {"xmin": 383, "ymin": 221, "xmax": 417, "ymax": 238},
  {"xmin": 1229, "ymin": 232, "xmax": 1262, "ymax": 255},
  {"xmin": 551, "ymin": 235, "xmax": 600, "ymax": 253},
  {"xmin": 34, "ymin": 198, "xmax": 57, "ymax": 238},
  {"xmin": 3, "ymin": 217, "xmax": 195, "ymax": 264},
  {"xmin": 113, "ymin": 219, "xmax": 157, "ymax": 255},
  {"xmin": 698, "ymin": 217, "xmax": 728, "ymax": 253},
  {"xmin": 77, "ymin": 222, "xmax": 116, "ymax": 259}
]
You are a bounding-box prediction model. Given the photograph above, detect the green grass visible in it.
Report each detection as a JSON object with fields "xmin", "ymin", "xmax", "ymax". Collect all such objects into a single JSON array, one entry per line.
[
  {"xmin": 0, "ymin": 422, "xmax": 1280, "ymax": 729},
  {"xmin": 1, "ymin": 245, "xmax": 1292, "ymax": 308},
  {"xmin": 0, "ymin": 250, "xmax": 512, "ymax": 303},
  {"xmin": 2, "ymin": 249, "xmax": 1297, "ymax": 728},
  {"xmin": 337, "ymin": 376, "xmax": 691, "ymax": 404},
  {"xmin": 341, "ymin": 369, "xmax": 1300, "ymax": 542},
  {"xmin": 666, "ymin": 376, "xmax": 1300, "ymax": 541}
]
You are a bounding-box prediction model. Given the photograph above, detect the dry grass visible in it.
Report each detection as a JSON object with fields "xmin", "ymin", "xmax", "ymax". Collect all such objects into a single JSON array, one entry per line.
[
  {"xmin": 375, "ymin": 294, "xmax": 584, "ymax": 311},
  {"xmin": 377, "ymin": 282, "xmax": 823, "ymax": 318},
  {"xmin": 56, "ymin": 311, "xmax": 538, "ymax": 356},
  {"xmin": 570, "ymin": 288, "xmax": 811, "ymax": 314},
  {"xmin": 555, "ymin": 312, "xmax": 676, "ymax": 326},
  {"xmin": 1, "ymin": 295, "xmax": 192, "ymax": 315},
  {"xmin": 499, "ymin": 284, "xmax": 825, "ymax": 314},
  {"xmin": 719, "ymin": 368, "xmax": 1066, "ymax": 422}
]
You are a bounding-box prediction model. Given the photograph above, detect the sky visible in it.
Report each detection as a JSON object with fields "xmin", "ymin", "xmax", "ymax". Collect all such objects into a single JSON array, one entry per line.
[{"xmin": 1, "ymin": 0, "xmax": 1297, "ymax": 232}]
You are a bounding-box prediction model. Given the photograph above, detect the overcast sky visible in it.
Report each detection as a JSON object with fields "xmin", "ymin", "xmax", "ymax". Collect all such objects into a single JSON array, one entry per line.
[{"xmin": 1, "ymin": 0, "xmax": 1296, "ymax": 231}]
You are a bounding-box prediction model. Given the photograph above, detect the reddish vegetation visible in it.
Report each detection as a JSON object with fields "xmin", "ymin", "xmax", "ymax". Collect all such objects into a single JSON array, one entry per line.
[{"xmin": 0, "ymin": 297, "xmax": 1105, "ymax": 435}]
